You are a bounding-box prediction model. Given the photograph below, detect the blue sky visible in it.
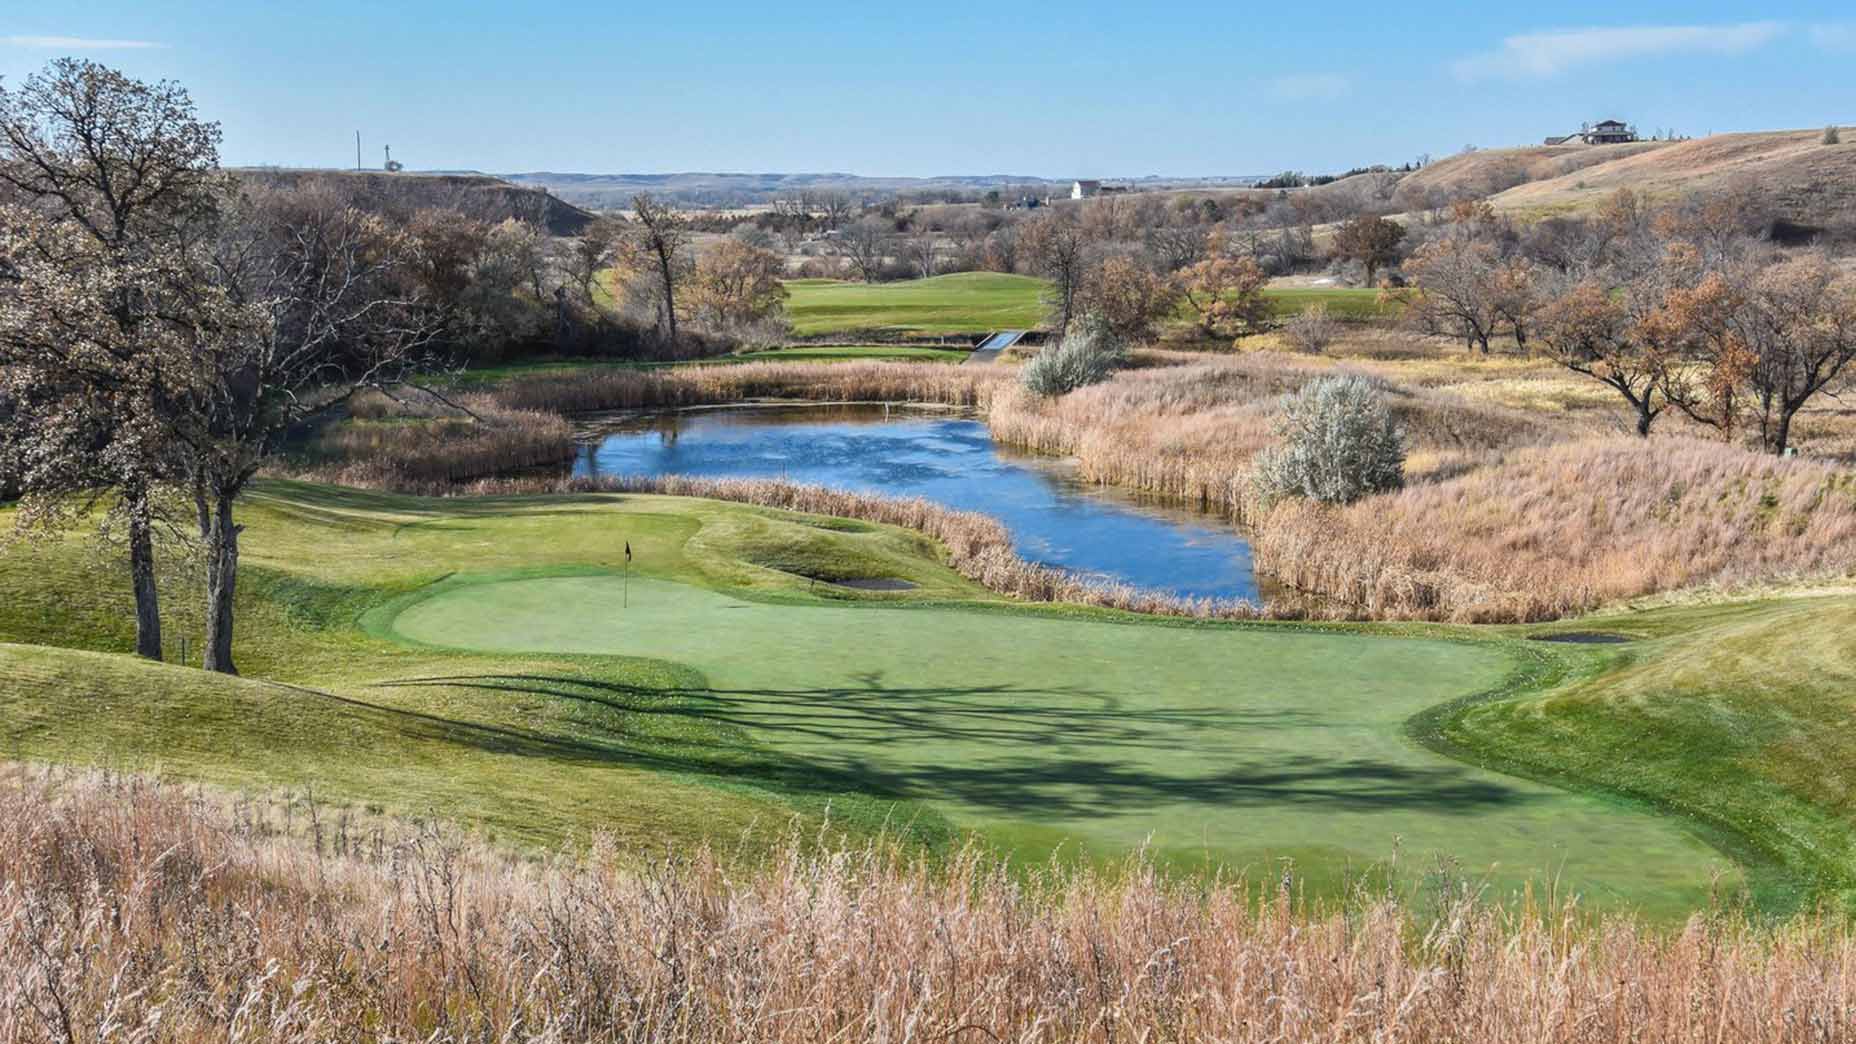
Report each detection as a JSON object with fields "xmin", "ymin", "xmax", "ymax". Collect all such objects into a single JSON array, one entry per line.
[{"xmin": 3, "ymin": 2, "xmax": 1853, "ymax": 178}]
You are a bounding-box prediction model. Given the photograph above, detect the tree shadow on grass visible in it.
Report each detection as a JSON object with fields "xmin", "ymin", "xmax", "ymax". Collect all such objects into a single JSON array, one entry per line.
[{"xmin": 371, "ymin": 672, "xmax": 1535, "ymax": 818}]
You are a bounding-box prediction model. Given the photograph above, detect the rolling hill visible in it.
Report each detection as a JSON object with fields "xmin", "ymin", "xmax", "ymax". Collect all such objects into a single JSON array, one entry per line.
[
  {"xmin": 1487, "ymin": 129, "xmax": 1856, "ymax": 223},
  {"xmin": 234, "ymin": 169, "xmax": 597, "ymax": 236},
  {"xmin": 1390, "ymin": 130, "xmax": 1856, "ymax": 229}
]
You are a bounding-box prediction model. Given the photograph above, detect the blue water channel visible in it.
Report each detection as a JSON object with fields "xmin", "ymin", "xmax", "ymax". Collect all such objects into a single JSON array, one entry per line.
[{"xmin": 574, "ymin": 404, "xmax": 1264, "ymax": 602}]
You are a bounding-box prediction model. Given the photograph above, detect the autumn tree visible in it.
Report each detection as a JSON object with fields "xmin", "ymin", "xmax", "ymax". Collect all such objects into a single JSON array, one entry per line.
[
  {"xmin": 618, "ymin": 193, "xmax": 689, "ymax": 343},
  {"xmin": 1656, "ymin": 255, "xmax": 1856, "ymax": 455},
  {"xmin": 686, "ymin": 238, "xmax": 786, "ymax": 327},
  {"xmin": 1079, "ymin": 255, "xmax": 1177, "ymax": 343},
  {"xmin": 1331, "ymin": 214, "xmax": 1405, "ymax": 285},
  {"xmin": 1177, "ymin": 255, "xmax": 1269, "ymax": 337},
  {"xmin": 0, "ymin": 58, "xmax": 223, "ymax": 660},
  {"xmin": 1403, "ymin": 230, "xmax": 1506, "ymax": 353},
  {"xmin": 1538, "ymin": 283, "xmax": 1675, "ymax": 436}
]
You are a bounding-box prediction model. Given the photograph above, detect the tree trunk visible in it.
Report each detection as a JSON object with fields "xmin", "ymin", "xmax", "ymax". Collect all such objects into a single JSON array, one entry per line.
[
  {"xmin": 1635, "ymin": 402, "xmax": 1654, "ymax": 437},
  {"xmin": 656, "ymin": 248, "xmax": 678, "ymax": 346},
  {"xmin": 1769, "ymin": 410, "xmax": 1795, "ymax": 456},
  {"xmin": 127, "ymin": 495, "xmax": 162, "ymax": 662},
  {"xmin": 202, "ymin": 491, "xmax": 241, "ymax": 675}
]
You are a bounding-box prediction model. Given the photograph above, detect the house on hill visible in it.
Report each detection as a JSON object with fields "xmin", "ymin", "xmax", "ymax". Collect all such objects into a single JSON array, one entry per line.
[
  {"xmin": 1545, "ymin": 119, "xmax": 1641, "ymax": 146},
  {"xmin": 1071, "ymin": 180, "xmax": 1130, "ymax": 199}
]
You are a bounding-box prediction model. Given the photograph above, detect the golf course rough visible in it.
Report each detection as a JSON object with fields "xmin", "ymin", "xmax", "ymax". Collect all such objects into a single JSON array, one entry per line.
[{"xmin": 389, "ymin": 571, "xmax": 1734, "ymax": 914}]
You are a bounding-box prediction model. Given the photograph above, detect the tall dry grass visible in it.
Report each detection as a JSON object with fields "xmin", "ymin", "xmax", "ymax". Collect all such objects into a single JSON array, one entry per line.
[
  {"xmin": 489, "ymin": 359, "xmax": 1012, "ymax": 415},
  {"xmin": 1257, "ymin": 437, "xmax": 1856, "ymax": 621},
  {"xmin": 295, "ymin": 389, "xmax": 576, "ymax": 487},
  {"xmin": 4, "ymin": 768, "xmax": 1853, "ymax": 1044},
  {"xmin": 987, "ymin": 353, "xmax": 1560, "ymax": 526}
]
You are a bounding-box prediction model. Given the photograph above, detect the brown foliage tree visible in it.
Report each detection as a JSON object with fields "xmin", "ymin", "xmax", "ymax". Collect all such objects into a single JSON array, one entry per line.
[
  {"xmin": 1402, "ymin": 233, "xmax": 1504, "ymax": 353},
  {"xmin": 1330, "ymin": 215, "xmax": 1405, "ymax": 285},
  {"xmin": 1655, "ymin": 256, "xmax": 1856, "ymax": 455},
  {"xmin": 1177, "ymin": 255, "xmax": 1269, "ymax": 337},
  {"xmin": 686, "ymin": 238, "xmax": 786, "ymax": 328},
  {"xmin": 1078, "ymin": 256, "xmax": 1177, "ymax": 343},
  {"xmin": 1538, "ymin": 283, "xmax": 1675, "ymax": 436}
]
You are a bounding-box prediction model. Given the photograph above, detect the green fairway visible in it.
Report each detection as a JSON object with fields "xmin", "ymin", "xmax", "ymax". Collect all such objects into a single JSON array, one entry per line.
[
  {"xmin": 384, "ymin": 570, "xmax": 1733, "ymax": 912},
  {"xmin": 1263, "ymin": 286, "xmax": 1395, "ymax": 319},
  {"xmin": 784, "ymin": 273, "xmax": 1048, "ymax": 336},
  {"xmin": 783, "ymin": 274, "xmax": 1396, "ymax": 337},
  {"xmin": 0, "ymin": 480, "xmax": 1822, "ymax": 917}
]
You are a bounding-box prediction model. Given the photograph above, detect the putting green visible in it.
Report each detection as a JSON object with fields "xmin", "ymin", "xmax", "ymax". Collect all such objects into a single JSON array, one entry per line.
[{"xmin": 391, "ymin": 573, "xmax": 1733, "ymax": 911}]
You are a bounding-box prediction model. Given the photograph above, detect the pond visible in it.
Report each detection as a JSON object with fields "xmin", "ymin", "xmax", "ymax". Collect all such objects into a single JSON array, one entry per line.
[{"xmin": 575, "ymin": 404, "xmax": 1266, "ymax": 603}]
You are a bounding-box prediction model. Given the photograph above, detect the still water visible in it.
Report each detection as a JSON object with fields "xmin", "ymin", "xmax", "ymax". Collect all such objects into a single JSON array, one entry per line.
[{"xmin": 575, "ymin": 405, "xmax": 1263, "ymax": 603}]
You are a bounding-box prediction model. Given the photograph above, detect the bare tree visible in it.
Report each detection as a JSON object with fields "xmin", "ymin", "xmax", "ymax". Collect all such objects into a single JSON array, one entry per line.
[
  {"xmin": 807, "ymin": 191, "xmax": 855, "ymax": 230},
  {"xmin": 619, "ymin": 194, "xmax": 689, "ymax": 344},
  {"xmin": 1145, "ymin": 222, "xmax": 1208, "ymax": 273},
  {"xmin": 0, "ymin": 59, "xmax": 223, "ymax": 660},
  {"xmin": 836, "ymin": 217, "xmax": 890, "ymax": 283},
  {"xmin": 564, "ymin": 216, "xmax": 621, "ymax": 306},
  {"xmin": 1020, "ymin": 210, "xmax": 1093, "ymax": 334},
  {"xmin": 179, "ymin": 194, "xmax": 436, "ymax": 673},
  {"xmin": 901, "ymin": 229, "xmax": 938, "ymax": 279},
  {"xmin": 1402, "ymin": 233, "xmax": 1504, "ymax": 353}
]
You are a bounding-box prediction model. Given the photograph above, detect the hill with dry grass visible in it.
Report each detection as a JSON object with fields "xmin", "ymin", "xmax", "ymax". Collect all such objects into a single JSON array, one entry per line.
[
  {"xmin": 1487, "ymin": 129, "xmax": 1856, "ymax": 223},
  {"xmin": 234, "ymin": 169, "xmax": 597, "ymax": 236},
  {"xmin": 1392, "ymin": 141, "xmax": 1672, "ymax": 209}
]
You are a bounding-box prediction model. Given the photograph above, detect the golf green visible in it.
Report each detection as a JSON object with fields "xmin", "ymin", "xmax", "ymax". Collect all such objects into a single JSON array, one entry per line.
[{"xmin": 390, "ymin": 573, "xmax": 1733, "ymax": 910}]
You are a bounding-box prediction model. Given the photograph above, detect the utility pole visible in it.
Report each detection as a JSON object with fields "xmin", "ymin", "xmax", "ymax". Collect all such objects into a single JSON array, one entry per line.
[{"xmin": 355, "ymin": 131, "xmax": 361, "ymax": 171}]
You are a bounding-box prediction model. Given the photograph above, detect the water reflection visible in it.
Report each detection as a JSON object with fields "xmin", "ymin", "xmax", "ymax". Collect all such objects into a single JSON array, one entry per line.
[{"xmin": 576, "ymin": 405, "xmax": 1263, "ymax": 603}]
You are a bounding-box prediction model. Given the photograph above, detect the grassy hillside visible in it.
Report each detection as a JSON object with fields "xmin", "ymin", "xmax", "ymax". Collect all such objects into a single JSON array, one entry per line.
[
  {"xmin": 785, "ymin": 272, "xmax": 1049, "ymax": 336},
  {"xmin": 785, "ymin": 274, "xmax": 1394, "ymax": 337},
  {"xmin": 0, "ymin": 481, "xmax": 1753, "ymax": 914},
  {"xmin": 1392, "ymin": 141, "xmax": 1671, "ymax": 208},
  {"xmin": 1488, "ymin": 129, "xmax": 1856, "ymax": 221},
  {"xmin": 1446, "ymin": 595, "xmax": 1856, "ymax": 909}
]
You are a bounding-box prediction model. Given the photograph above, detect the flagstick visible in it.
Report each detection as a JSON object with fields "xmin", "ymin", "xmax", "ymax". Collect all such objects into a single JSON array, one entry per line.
[{"xmin": 624, "ymin": 555, "xmax": 630, "ymax": 609}]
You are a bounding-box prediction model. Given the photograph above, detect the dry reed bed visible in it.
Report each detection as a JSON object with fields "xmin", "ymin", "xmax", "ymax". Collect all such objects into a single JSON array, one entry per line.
[
  {"xmin": 488, "ymin": 359, "xmax": 1013, "ymax": 415},
  {"xmin": 461, "ymin": 472, "xmax": 1267, "ymax": 619},
  {"xmin": 986, "ymin": 354, "xmax": 1562, "ymax": 526},
  {"xmin": 1258, "ymin": 437, "xmax": 1856, "ymax": 621},
  {"xmin": 4, "ymin": 770, "xmax": 1854, "ymax": 1044},
  {"xmin": 298, "ymin": 390, "xmax": 576, "ymax": 487}
]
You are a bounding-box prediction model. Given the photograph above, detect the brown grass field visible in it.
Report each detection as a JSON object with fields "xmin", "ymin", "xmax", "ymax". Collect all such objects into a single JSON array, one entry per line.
[{"xmin": 6, "ymin": 768, "xmax": 1853, "ymax": 1044}]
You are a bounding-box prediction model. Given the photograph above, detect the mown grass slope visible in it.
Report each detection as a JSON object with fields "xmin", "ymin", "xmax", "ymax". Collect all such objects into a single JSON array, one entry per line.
[
  {"xmin": 785, "ymin": 274, "xmax": 1396, "ymax": 337},
  {"xmin": 1447, "ymin": 595, "xmax": 1856, "ymax": 911},
  {"xmin": 785, "ymin": 272, "xmax": 1049, "ymax": 336},
  {"xmin": 0, "ymin": 482, "xmax": 1739, "ymax": 914}
]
